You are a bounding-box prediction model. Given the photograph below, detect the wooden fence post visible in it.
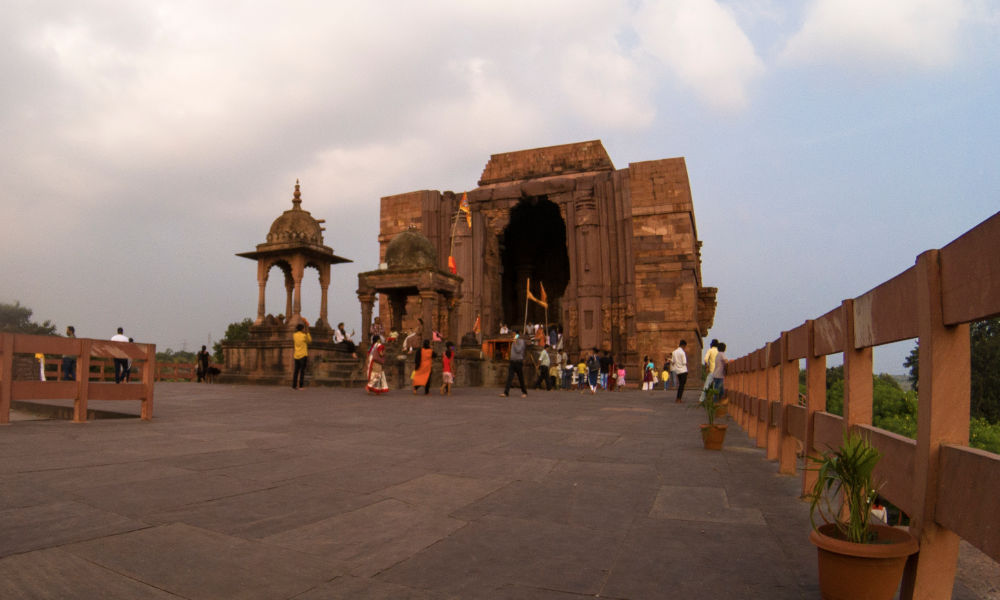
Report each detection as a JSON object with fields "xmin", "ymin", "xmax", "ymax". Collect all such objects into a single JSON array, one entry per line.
[
  {"xmin": 1, "ymin": 333, "xmax": 12, "ymax": 425},
  {"xmin": 842, "ymin": 299, "xmax": 873, "ymax": 429},
  {"xmin": 899, "ymin": 249, "xmax": 969, "ymax": 599},
  {"xmin": 802, "ymin": 321, "xmax": 826, "ymax": 496},
  {"xmin": 778, "ymin": 331, "xmax": 799, "ymax": 474},
  {"xmin": 141, "ymin": 344, "xmax": 155, "ymax": 420},
  {"xmin": 74, "ymin": 339, "xmax": 92, "ymax": 423}
]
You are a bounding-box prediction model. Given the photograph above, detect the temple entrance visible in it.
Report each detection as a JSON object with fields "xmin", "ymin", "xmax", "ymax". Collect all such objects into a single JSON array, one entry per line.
[{"xmin": 500, "ymin": 196, "xmax": 570, "ymax": 332}]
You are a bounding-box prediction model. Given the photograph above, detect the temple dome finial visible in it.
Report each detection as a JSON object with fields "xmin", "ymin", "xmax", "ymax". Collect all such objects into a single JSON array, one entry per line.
[{"xmin": 293, "ymin": 179, "xmax": 302, "ymax": 208}]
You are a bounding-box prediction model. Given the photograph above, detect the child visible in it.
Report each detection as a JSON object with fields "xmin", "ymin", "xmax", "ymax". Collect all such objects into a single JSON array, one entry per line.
[
  {"xmin": 577, "ymin": 358, "xmax": 587, "ymax": 391},
  {"xmin": 617, "ymin": 363, "xmax": 626, "ymax": 391},
  {"xmin": 440, "ymin": 341, "xmax": 455, "ymax": 395}
]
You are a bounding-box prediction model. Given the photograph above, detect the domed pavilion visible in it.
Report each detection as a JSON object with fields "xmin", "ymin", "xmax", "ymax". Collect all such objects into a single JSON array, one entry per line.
[{"xmin": 220, "ymin": 181, "xmax": 357, "ymax": 386}]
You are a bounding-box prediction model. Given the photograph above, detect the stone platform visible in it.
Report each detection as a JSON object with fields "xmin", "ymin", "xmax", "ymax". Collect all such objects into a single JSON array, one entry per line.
[{"xmin": 1, "ymin": 384, "xmax": 995, "ymax": 599}]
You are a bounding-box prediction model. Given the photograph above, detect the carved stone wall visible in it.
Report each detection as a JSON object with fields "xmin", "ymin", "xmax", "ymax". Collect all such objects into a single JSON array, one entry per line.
[{"xmin": 372, "ymin": 141, "xmax": 717, "ymax": 381}]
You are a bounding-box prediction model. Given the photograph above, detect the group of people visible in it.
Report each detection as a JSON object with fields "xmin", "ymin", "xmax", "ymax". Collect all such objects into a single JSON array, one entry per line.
[{"xmin": 300, "ymin": 316, "xmax": 727, "ymax": 403}]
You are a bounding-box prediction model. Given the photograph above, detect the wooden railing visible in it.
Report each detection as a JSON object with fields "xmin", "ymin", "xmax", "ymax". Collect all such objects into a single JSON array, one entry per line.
[
  {"xmin": 0, "ymin": 333, "xmax": 156, "ymax": 423},
  {"xmin": 726, "ymin": 211, "xmax": 999, "ymax": 599},
  {"xmin": 39, "ymin": 359, "xmax": 214, "ymax": 382}
]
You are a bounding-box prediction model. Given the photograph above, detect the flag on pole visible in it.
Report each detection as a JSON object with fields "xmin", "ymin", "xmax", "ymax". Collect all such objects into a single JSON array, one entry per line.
[
  {"xmin": 526, "ymin": 279, "xmax": 548, "ymax": 309},
  {"xmin": 539, "ymin": 281, "xmax": 547, "ymax": 307},
  {"xmin": 459, "ymin": 192, "xmax": 471, "ymax": 228},
  {"xmin": 473, "ymin": 315, "xmax": 481, "ymax": 334},
  {"xmin": 448, "ymin": 255, "xmax": 457, "ymax": 275}
]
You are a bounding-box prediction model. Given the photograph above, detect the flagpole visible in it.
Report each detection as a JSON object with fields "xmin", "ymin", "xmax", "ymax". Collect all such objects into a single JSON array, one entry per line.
[{"xmin": 523, "ymin": 277, "xmax": 530, "ymax": 336}]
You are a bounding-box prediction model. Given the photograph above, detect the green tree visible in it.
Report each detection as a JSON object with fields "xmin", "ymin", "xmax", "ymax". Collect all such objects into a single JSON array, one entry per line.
[
  {"xmin": 213, "ymin": 318, "xmax": 253, "ymax": 362},
  {"xmin": 156, "ymin": 349, "xmax": 197, "ymax": 363},
  {"xmin": 904, "ymin": 318, "xmax": 1000, "ymax": 423},
  {"xmin": 0, "ymin": 301, "xmax": 57, "ymax": 335}
]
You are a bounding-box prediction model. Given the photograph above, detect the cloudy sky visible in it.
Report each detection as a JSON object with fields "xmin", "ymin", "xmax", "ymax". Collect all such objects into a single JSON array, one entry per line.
[{"xmin": 2, "ymin": 0, "xmax": 997, "ymax": 373}]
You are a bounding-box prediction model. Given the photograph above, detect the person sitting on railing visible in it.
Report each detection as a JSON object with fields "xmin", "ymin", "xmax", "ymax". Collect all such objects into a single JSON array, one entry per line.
[{"xmin": 333, "ymin": 322, "xmax": 357, "ymax": 357}]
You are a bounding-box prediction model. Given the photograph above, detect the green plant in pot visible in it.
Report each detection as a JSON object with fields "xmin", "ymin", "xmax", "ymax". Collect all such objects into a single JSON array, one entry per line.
[
  {"xmin": 699, "ymin": 386, "xmax": 727, "ymax": 450},
  {"xmin": 806, "ymin": 430, "xmax": 918, "ymax": 600}
]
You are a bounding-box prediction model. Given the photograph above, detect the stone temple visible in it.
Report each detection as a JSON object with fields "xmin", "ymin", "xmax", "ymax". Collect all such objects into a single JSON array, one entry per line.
[{"xmin": 362, "ymin": 140, "xmax": 717, "ymax": 376}]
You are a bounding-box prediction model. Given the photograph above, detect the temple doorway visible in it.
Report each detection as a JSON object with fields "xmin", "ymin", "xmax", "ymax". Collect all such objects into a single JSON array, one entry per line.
[{"xmin": 499, "ymin": 196, "xmax": 570, "ymax": 331}]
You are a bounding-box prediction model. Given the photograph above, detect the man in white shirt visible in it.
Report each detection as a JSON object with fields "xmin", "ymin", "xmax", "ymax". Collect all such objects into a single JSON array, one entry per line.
[
  {"xmin": 670, "ymin": 339, "xmax": 688, "ymax": 403},
  {"xmin": 111, "ymin": 327, "xmax": 129, "ymax": 384}
]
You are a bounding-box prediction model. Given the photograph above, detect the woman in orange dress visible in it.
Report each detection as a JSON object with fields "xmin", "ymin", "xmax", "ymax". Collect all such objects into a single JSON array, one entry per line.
[{"xmin": 412, "ymin": 339, "xmax": 435, "ymax": 395}]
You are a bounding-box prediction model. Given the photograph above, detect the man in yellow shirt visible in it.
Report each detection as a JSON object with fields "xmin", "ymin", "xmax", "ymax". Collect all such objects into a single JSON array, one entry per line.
[
  {"xmin": 292, "ymin": 318, "xmax": 312, "ymax": 390},
  {"xmin": 698, "ymin": 339, "xmax": 719, "ymax": 403}
]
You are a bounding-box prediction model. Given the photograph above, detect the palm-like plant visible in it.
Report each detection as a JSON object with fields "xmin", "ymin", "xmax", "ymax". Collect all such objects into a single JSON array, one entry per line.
[
  {"xmin": 701, "ymin": 386, "xmax": 720, "ymax": 425},
  {"xmin": 807, "ymin": 430, "xmax": 882, "ymax": 544}
]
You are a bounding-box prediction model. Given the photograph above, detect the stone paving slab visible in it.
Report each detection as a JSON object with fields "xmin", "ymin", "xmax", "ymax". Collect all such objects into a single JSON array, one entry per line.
[{"xmin": 0, "ymin": 383, "xmax": 996, "ymax": 599}]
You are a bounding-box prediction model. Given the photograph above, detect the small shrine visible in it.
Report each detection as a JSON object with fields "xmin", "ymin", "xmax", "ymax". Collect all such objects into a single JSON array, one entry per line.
[
  {"xmin": 357, "ymin": 227, "xmax": 463, "ymax": 348},
  {"xmin": 220, "ymin": 181, "xmax": 358, "ymax": 386}
]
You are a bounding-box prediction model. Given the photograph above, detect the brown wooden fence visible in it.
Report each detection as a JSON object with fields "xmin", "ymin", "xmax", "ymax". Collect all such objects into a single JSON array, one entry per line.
[
  {"xmin": 37, "ymin": 358, "xmax": 214, "ymax": 383},
  {"xmin": 0, "ymin": 334, "xmax": 156, "ymax": 423},
  {"xmin": 726, "ymin": 210, "xmax": 999, "ymax": 599}
]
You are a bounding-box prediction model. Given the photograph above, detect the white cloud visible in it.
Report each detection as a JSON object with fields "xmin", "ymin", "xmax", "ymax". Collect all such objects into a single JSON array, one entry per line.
[
  {"xmin": 633, "ymin": 0, "xmax": 765, "ymax": 111},
  {"xmin": 780, "ymin": 0, "xmax": 968, "ymax": 70}
]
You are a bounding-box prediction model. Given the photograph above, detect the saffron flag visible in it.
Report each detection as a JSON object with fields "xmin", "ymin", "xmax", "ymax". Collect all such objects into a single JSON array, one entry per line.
[
  {"xmin": 526, "ymin": 279, "xmax": 548, "ymax": 309},
  {"xmin": 459, "ymin": 192, "xmax": 471, "ymax": 228},
  {"xmin": 473, "ymin": 315, "xmax": 481, "ymax": 334},
  {"xmin": 448, "ymin": 255, "xmax": 457, "ymax": 275},
  {"xmin": 539, "ymin": 281, "xmax": 547, "ymax": 307}
]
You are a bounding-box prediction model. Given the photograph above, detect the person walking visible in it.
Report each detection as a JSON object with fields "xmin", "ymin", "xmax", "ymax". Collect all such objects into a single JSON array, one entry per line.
[
  {"xmin": 599, "ymin": 350, "xmax": 611, "ymax": 389},
  {"xmin": 440, "ymin": 341, "xmax": 455, "ymax": 395},
  {"xmin": 111, "ymin": 327, "xmax": 129, "ymax": 384},
  {"xmin": 586, "ymin": 347, "xmax": 601, "ymax": 394},
  {"xmin": 698, "ymin": 339, "xmax": 719, "ymax": 403},
  {"xmin": 61, "ymin": 326, "xmax": 77, "ymax": 381},
  {"xmin": 412, "ymin": 339, "xmax": 434, "ymax": 395},
  {"xmin": 671, "ymin": 340, "xmax": 689, "ymax": 402},
  {"xmin": 196, "ymin": 345, "xmax": 210, "ymax": 383},
  {"xmin": 501, "ymin": 331, "xmax": 528, "ymax": 397},
  {"xmin": 534, "ymin": 344, "xmax": 552, "ymax": 390},
  {"xmin": 292, "ymin": 319, "xmax": 311, "ymax": 390},
  {"xmin": 641, "ymin": 355, "xmax": 653, "ymax": 391},
  {"xmin": 710, "ymin": 342, "xmax": 729, "ymax": 399},
  {"xmin": 365, "ymin": 334, "xmax": 389, "ymax": 394}
]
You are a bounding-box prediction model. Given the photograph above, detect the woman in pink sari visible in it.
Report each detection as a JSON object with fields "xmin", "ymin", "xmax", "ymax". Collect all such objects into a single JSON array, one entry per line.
[{"xmin": 365, "ymin": 335, "xmax": 389, "ymax": 394}]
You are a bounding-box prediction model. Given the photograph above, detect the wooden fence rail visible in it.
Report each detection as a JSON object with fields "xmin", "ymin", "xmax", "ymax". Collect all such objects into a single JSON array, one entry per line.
[
  {"xmin": 0, "ymin": 334, "xmax": 156, "ymax": 423},
  {"xmin": 726, "ymin": 210, "xmax": 1000, "ymax": 599}
]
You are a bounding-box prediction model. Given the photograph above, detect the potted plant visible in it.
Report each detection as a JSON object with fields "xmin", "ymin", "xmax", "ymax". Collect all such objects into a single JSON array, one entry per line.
[
  {"xmin": 699, "ymin": 387, "xmax": 727, "ymax": 450},
  {"xmin": 806, "ymin": 430, "xmax": 919, "ymax": 600}
]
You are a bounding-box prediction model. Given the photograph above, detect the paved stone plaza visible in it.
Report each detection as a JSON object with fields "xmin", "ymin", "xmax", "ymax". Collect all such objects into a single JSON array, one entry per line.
[{"xmin": 1, "ymin": 384, "xmax": 995, "ymax": 599}]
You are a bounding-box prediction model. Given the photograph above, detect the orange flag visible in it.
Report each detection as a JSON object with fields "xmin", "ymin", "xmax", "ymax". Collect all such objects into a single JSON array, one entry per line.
[
  {"xmin": 473, "ymin": 315, "xmax": 481, "ymax": 334},
  {"xmin": 526, "ymin": 279, "xmax": 547, "ymax": 308},
  {"xmin": 459, "ymin": 192, "xmax": 471, "ymax": 228},
  {"xmin": 448, "ymin": 255, "xmax": 457, "ymax": 274}
]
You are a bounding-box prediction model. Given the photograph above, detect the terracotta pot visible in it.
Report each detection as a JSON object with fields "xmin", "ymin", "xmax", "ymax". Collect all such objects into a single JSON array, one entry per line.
[
  {"xmin": 700, "ymin": 424, "xmax": 727, "ymax": 450},
  {"xmin": 809, "ymin": 523, "xmax": 919, "ymax": 600}
]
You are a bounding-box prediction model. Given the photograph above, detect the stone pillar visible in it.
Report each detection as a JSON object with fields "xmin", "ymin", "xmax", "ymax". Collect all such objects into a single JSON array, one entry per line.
[
  {"xmin": 359, "ymin": 292, "xmax": 375, "ymax": 351},
  {"xmin": 256, "ymin": 282, "xmax": 267, "ymax": 325},
  {"xmin": 319, "ymin": 265, "xmax": 331, "ymax": 328},
  {"xmin": 284, "ymin": 278, "xmax": 293, "ymax": 321},
  {"xmin": 420, "ymin": 290, "xmax": 436, "ymax": 342},
  {"xmin": 291, "ymin": 257, "xmax": 304, "ymax": 321}
]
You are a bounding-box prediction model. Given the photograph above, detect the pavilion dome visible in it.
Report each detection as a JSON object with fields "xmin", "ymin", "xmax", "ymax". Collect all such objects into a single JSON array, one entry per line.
[
  {"xmin": 265, "ymin": 181, "xmax": 325, "ymax": 246},
  {"xmin": 385, "ymin": 228, "xmax": 437, "ymax": 270}
]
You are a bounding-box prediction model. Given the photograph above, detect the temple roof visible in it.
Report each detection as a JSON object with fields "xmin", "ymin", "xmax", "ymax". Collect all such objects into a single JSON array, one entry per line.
[
  {"xmin": 478, "ymin": 140, "xmax": 615, "ymax": 186},
  {"xmin": 237, "ymin": 181, "xmax": 351, "ymax": 265}
]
